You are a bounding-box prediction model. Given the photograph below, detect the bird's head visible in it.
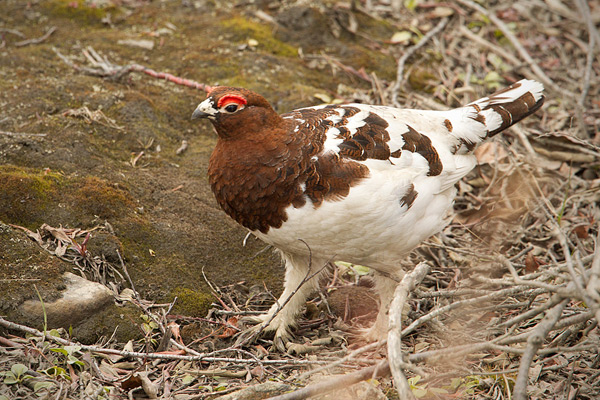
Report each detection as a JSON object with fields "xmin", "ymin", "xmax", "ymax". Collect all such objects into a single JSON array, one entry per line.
[{"xmin": 192, "ymin": 87, "xmax": 278, "ymax": 139}]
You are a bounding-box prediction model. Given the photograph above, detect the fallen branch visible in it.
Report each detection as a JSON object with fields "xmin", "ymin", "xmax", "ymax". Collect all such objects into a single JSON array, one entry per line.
[
  {"xmin": 14, "ymin": 26, "xmax": 57, "ymax": 47},
  {"xmin": 391, "ymin": 17, "xmax": 449, "ymax": 105},
  {"xmin": 388, "ymin": 262, "xmax": 430, "ymax": 399},
  {"xmin": 0, "ymin": 316, "xmax": 333, "ymax": 366},
  {"xmin": 513, "ymin": 300, "xmax": 569, "ymax": 400},
  {"xmin": 53, "ymin": 46, "xmax": 212, "ymax": 92},
  {"xmin": 266, "ymin": 360, "xmax": 390, "ymax": 400},
  {"xmin": 0, "ymin": 131, "xmax": 47, "ymax": 137},
  {"xmin": 455, "ymin": 0, "xmax": 576, "ymax": 98}
]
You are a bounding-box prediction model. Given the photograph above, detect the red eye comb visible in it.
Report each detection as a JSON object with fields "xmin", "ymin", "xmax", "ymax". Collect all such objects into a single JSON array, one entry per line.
[{"xmin": 217, "ymin": 94, "xmax": 247, "ymax": 108}]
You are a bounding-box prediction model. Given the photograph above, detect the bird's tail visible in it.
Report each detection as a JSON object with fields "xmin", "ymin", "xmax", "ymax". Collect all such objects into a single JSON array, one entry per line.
[{"xmin": 467, "ymin": 79, "xmax": 545, "ymax": 138}]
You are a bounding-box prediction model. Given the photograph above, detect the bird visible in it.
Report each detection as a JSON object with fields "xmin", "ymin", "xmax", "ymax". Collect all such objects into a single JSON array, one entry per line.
[{"xmin": 191, "ymin": 79, "xmax": 545, "ymax": 348}]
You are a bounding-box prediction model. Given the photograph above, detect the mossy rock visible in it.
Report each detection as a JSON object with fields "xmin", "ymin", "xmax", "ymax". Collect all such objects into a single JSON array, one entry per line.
[
  {"xmin": 0, "ymin": 166, "xmax": 65, "ymax": 229},
  {"xmin": 221, "ymin": 16, "xmax": 298, "ymax": 58},
  {"xmin": 171, "ymin": 287, "xmax": 213, "ymax": 317},
  {"xmin": 0, "ymin": 165, "xmax": 137, "ymax": 229},
  {"xmin": 44, "ymin": 0, "xmax": 110, "ymax": 24}
]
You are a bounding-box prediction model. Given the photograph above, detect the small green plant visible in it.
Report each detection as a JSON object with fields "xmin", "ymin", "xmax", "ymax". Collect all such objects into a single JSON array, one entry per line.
[
  {"xmin": 1, "ymin": 363, "xmax": 32, "ymax": 385},
  {"xmin": 40, "ymin": 365, "xmax": 70, "ymax": 380},
  {"xmin": 139, "ymin": 314, "xmax": 160, "ymax": 348},
  {"xmin": 449, "ymin": 375, "xmax": 480, "ymax": 395},
  {"xmin": 33, "ymin": 381, "xmax": 55, "ymax": 393},
  {"xmin": 140, "ymin": 314, "xmax": 159, "ymax": 335},
  {"xmin": 408, "ymin": 375, "xmax": 450, "ymax": 398},
  {"xmin": 50, "ymin": 345, "xmax": 85, "ymax": 368}
]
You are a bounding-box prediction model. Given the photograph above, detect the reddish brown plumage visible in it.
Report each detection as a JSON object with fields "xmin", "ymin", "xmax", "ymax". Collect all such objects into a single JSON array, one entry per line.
[{"xmin": 206, "ymin": 89, "xmax": 370, "ymax": 233}]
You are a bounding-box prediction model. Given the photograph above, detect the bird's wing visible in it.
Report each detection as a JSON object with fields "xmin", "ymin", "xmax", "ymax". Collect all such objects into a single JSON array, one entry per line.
[{"xmin": 282, "ymin": 79, "xmax": 544, "ymax": 197}]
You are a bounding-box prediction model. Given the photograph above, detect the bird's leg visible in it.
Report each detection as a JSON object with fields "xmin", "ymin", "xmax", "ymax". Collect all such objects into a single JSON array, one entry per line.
[
  {"xmin": 240, "ymin": 252, "xmax": 329, "ymax": 350},
  {"xmin": 363, "ymin": 270, "xmax": 404, "ymax": 342}
]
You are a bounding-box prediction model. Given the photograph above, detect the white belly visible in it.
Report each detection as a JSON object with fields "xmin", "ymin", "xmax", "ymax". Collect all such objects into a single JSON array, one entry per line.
[{"xmin": 253, "ymin": 165, "xmax": 457, "ymax": 272}]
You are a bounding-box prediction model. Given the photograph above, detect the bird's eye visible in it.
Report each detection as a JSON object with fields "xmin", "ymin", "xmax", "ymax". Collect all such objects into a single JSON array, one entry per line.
[{"xmin": 224, "ymin": 104, "xmax": 238, "ymax": 113}]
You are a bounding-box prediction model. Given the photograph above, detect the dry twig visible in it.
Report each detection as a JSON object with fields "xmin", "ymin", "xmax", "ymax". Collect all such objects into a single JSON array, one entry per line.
[
  {"xmin": 391, "ymin": 17, "xmax": 449, "ymax": 105},
  {"xmin": 388, "ymin": 262, "xmax": 430, "ymax": 399},
  {"xmin": 14, "ymin": 26, "xmax": 56, "ymax": 47}
]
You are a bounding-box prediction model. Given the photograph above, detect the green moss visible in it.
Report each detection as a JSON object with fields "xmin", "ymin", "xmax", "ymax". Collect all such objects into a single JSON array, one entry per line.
[
  {"xmin": 0, "ymin": 166, "xmax": 64, "ymax": 228},
  {"xmin": 70, "ymin": 177, "xmax": 134, "ymax": 219},
  {"xmin": 172, "ymin": 287, "xmax": 213, "ymax": 317},
  {"xmin": 0, "ymin": 165, "xmax": 139, "ymax": 228},
  {"xmin": 346, "ymin": 47, "xmax": 397, "ymax": 81},
  {"xmin": 354, "ymin": 12, "xmax": 396, "ymax": 39},
  {"xmin": 221, "ymin": 16, "xmax": 298, "ymax": 57},
  {"xmin": 74, "ymin": 302, "xmax": 144, "ymax": 344},
  {"xmin": 44, "ymin": 0, "xmax": 108, "ymax": 24},
  {"xmin": 408, "ymin": 68, "xmax": 438, "ymax": 92}
]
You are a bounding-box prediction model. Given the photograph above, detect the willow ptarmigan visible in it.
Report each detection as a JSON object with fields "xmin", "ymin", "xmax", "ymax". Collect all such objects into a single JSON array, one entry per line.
[{"xmin": 192, "ymin": 79, "xmax": 545, "ymax": 346}]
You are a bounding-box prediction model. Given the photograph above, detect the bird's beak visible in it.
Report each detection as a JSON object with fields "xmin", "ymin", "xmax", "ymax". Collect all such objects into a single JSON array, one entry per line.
[
  {"xmin": 191, "ymin": 98, "xmax": 218, "ymax": 120},
  {"xmin": 191, "ymin": 107, "xmax": 210, "ymax": 120}
]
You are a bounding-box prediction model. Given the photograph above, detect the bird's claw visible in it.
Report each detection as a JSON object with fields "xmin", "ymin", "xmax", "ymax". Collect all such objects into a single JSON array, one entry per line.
[{"xmin": 234, "ymin": 314, "xmax": 294, "ymax": 352}]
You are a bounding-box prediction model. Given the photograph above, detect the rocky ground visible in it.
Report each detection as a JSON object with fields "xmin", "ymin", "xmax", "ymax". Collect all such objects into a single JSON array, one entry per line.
[{"xmin": 1, "ymin": 0, "xmax": 599, "ymax": 399}]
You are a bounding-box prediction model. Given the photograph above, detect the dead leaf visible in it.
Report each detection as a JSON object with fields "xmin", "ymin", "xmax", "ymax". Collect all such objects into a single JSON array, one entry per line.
[
  {"xmin": 474, "ymin": 142, "xmax": 508, "ymax": 164},
  {"xmin": 254, "ymin": 344, "xmax": 269, "ymax": 358},
  {"xmin": 121, "ymin": 374, "xmax": 143, "ymax": 391},
  {"xmin": 286, "ymin": 343, "xmax": 320, "ymax": 355},
  {"xmin": 217, "ymin": 317, "xmax": 238, "ymax": 339},
  {"xmin": 9, "ymin": 224, "xmax": 43, "ymax": 244},
  {"xmin": 430, "ymin": 7, "xmax": 454, "ymax": 18},
  {"xmin": 54, "ymin": 240, "xmax": 67, "ymax": 257},
  {"xmin": 525, "ymin": 252, "xmax": 541, "ymax": 273},
  {"xmin": 40, "ymin": 224, "xmax": 71, "ymax": 243},
  {"xmin": 137, "ymin": 371, "xmax": 158, "ymax": 399},
  {"xmin": 250, "ymin": 365, "xmax": 265, "ymax": 381},
  {"xmin": 572, "ymin": 224, "xmax": 589, "ymax": 239},
  {"xmin": 390, "ymin": 31, "xmax": 412, "ymax": 44}
]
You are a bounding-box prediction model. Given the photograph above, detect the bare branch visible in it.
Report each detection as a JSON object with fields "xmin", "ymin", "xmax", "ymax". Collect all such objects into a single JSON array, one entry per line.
[
  {"xmin": 455, "ymin": 0, "xmax": 576, "ymax": 98},
  {"xmin": 14, "ymin": 26, "xmax": 57, "ymax": 47},
  {"xmin": 391, "ymin": 17, "xmax": 449, "ymax": 106},
  {"xmin": 266, "ymin": 361, "xmax": 390, "ymax": 400},
  {"xmin": 513, "ymin": 300, "xmax": 569, "ymax": 400},
  {"xmin": 388, "ymin": 262, "xmax": 430, "ymax": 399}
]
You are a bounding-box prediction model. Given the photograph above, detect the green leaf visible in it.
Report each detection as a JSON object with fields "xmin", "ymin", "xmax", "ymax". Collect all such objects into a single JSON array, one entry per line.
[
  {"xmin": 41, "ymin": 366, "xmax": 68, "ymax": 378},
  {"xmin": 313, "ymin": 93, "xmax": 332, "ymax": 103},
  {"xmin": 408, "ymin": 375, "xmax": 422, "ymax": 385},
  {"xmin": 181, "ymin": 374, "xmax": 195, "ymax": 385},
  {"xmin": 450, "ymin": 377, "xmax": 463, "ymax": 390},
  {"xmin": 4, "ymin": 374, "xmax": 18, "ymax": 385},
  {"xmin": 34, "ymin": 381, "xmax": 55, "ymax": 392},
  {"xmin": 11, "ymin": 363, "xmax": 28, "ymax": 378},
  {"xmin": 64, "ymin": 345, "xmax": 81, "ymax": 355},
  {"xmin": 69, "ymin": 359, "xmax": 85, "ymax": 368},
  {"xmin": 142, "ymin": 323, "xmax": 153, "ymax": 334},
  {"xmin": 404, "ymin": 0, "xmax": 419, "ymax": 12},
  {"xmin": 335, "ymin": 261, "xmax": 353, "ymax": 269},
  {"xmin": 50, "ymin": 347, "xmax": 69, "ymax": 356},
  {"xmin": 48, "ymin": 329, "xmax": 62, "ymax": 337},
  {"xmin": 412, "ymin": 388, "xmax": 428, "ymax": 398},
  {"xmin": 484, "ymin": 71, "xmax": 503, "ymax": 90},
  {"xmin": 67, "ymin": 355, "xmax": 80, "ymax": 364},
  {"xmin": 352, "ymin": 265, "xmax": 371, "ymax": 276}
]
